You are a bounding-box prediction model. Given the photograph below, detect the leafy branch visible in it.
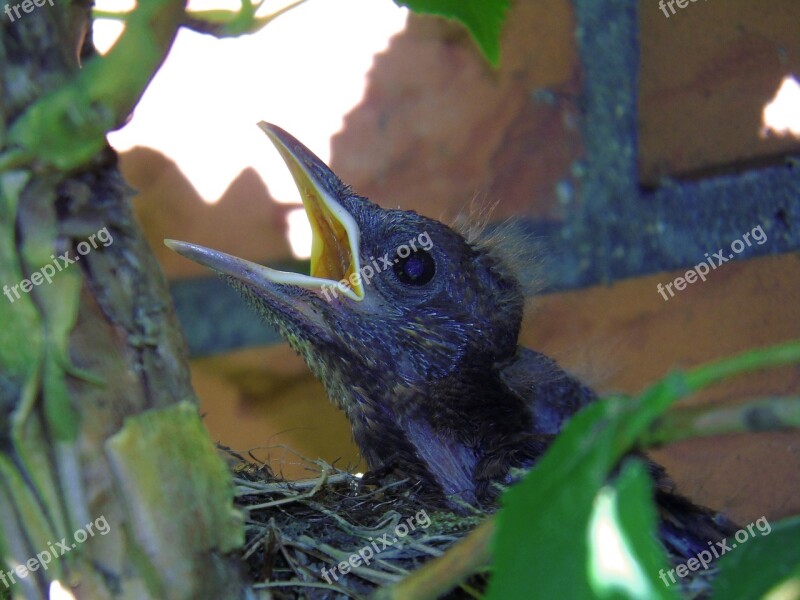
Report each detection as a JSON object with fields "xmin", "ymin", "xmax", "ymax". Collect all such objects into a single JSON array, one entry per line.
[{"xmin": 2, "ymin": 0, "xmax": 508, "ymax": 176}]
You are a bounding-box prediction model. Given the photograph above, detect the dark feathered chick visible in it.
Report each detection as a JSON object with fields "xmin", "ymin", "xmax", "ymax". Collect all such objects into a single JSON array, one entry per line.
[{"xmin": 166, "ymin": 123, "xmax": 736, "ymax": 561}]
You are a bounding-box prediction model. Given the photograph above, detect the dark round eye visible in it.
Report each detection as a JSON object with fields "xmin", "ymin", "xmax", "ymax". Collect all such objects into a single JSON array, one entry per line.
[{"xmin": 393, "ymin": 250, "xmax": 436, "ymax": 285}]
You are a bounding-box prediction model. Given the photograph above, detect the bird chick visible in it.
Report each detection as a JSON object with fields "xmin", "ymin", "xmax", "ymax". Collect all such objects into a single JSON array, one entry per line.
[{"xmin": 166, "ymin": 123, "xmax": 735, "ymax": 561}]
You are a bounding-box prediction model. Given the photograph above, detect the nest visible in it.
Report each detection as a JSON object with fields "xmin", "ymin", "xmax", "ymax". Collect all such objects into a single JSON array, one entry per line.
[{"xmin": 225, "ymin": 446, "xmax": 487, "ymax": 599}]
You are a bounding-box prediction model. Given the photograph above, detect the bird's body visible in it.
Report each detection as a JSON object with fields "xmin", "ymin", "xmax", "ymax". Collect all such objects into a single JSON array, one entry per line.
[{"xmin": 166, "ymin": 123, "xmax": 736, "ymax": 567}]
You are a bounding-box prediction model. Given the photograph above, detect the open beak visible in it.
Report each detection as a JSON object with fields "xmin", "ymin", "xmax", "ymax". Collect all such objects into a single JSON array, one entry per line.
[{"xmin": 165, "ymin": 122, "xmax": 364, "ymax": 301}]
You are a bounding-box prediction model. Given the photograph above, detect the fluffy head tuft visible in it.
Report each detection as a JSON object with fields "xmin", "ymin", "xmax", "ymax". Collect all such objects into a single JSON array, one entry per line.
[{"xmin": 451, "ymin": 202, "xmax": 548, "ymax": 298}]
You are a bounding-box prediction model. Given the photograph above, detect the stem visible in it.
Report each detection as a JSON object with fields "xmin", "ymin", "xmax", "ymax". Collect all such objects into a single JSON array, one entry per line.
[
  {"xmin": 643, "ymin": 396, "xmax": 800, "ymax": 447},
  {"xmin": 91, "ymin": 9, "xmax": 130, "ymax": 20},
  {"xmin": 684, "ymin": 339, "xmax": 800, "ymax": 392}
]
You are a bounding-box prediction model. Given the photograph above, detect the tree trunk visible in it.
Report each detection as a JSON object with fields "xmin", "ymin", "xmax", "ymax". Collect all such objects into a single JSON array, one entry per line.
[{"xmin": 0, "ymin": 3, "xmax": 246, "ymax": 598}]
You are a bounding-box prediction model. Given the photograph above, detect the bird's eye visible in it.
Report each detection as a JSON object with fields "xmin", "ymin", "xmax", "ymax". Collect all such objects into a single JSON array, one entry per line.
[{"xmin": 393, "ymin": 250, "xmax": 436, "ymax": 285}]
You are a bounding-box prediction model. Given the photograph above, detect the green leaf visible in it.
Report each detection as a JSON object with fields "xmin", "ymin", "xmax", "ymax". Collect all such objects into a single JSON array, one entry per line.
[
  {"xmin": 710, "ymin": 516, "xmax": 800, "ymax": 600},
  {"xmin": 488, "ymin": 396, "xmax": 676, "ymax": 600},
  {"xmin": 588, "ymin": 461, "xmax": 677, "ymax": 600},
  {"xmin": 393, "ymin": 0, "xmax": 509, "ymax": 66}
]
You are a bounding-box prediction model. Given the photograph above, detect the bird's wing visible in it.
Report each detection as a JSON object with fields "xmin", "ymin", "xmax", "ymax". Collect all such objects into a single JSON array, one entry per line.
[{"xmin": 497, "ymin": 346, "xmax": 597, "ymax": 435}]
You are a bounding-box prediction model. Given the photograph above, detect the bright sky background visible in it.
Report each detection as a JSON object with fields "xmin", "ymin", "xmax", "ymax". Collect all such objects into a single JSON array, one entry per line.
[
  {"xmin": 761, "ymin": 74, "xmax": 800, "ymax": 139},
  {"xmin": 93, "ymin": 0, "xmax": 408, "ymax": 256}
]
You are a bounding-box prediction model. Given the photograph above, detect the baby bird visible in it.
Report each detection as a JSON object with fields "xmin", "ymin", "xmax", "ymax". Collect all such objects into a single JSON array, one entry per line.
[{"xmin": 166, "ymin": 123, "xmax": 736, "ymax": 563}]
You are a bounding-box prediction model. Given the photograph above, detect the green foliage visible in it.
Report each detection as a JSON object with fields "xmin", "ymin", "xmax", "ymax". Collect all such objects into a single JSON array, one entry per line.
[
  {"xmin": 393, "ymin": 0, "xmax": 509, "ymax": 66},
  {"xmin": 489, "ymin": 393, "xmax": 676, "ymax": 599},
  {"xmin": 490, "ymin": 340, "xmax": 800, "ymax": 600},
  {"xmin": 4, "ymin": 0, "xmax": 185, "ymax": 172},
  {"xmin": 94, "ymin": 0, "xmax": 309, "ymax": 39},
  {"xmin": 588, "ymin": 461, "xmax": 678, "ymax": 599},
  {"xmin": 0, "ymin": 173, "xmax": 71, "ymax": 586},
  {"xmin": 185, "ymin": 0, "xmax": 308, "ymax": 37}
]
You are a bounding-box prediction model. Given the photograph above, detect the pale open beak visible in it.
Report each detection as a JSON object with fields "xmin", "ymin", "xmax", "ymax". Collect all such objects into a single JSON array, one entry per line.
[{"xmin": 165, "ymin": 122, "xmax": 364, "ymax": 301}]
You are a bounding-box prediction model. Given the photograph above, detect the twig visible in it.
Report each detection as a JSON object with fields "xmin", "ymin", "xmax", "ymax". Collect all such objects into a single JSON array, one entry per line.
[
  {"xmin": 292, "ymin": 536, "xmax": 405, "ymax": 586},
  {"xmin": 245, "ymin": 463, "xmax": 329, "ymax": 510},
  {"xmin": 234, "ymin": 470, "xmax": 354, "ymax": 496},
  {"xmin": 253, "ymin": 579, "xmax": 362, "ymax": 598},
  {"xmin": 304, "ymin": 502, "xmax": 403, "ymax": 539},
  {"xmin": 242, "ymin": 527, "xmax": 269, "ymax": 560}
]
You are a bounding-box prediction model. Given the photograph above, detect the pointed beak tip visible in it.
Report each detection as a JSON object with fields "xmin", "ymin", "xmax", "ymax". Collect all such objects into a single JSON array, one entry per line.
[
  {"xmin": 164, "ymin": 238, "xmax": 194, "ymax": 256},
  {"xmin": 257, "ymin": 121, "xmax": 281, "ymax": 144},
  {"xmin": 163, "ymin": 239, "xmax": 212, "ymax": 267}
]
